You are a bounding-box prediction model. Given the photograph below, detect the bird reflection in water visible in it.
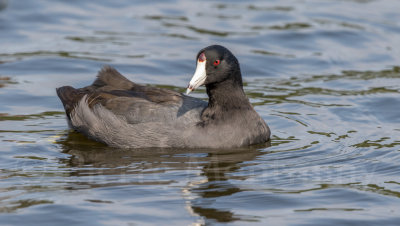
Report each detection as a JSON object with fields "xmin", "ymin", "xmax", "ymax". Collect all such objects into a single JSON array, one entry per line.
[{"xmin": 57, "ymin": 130, "xmax": 271, "ymax": 223}]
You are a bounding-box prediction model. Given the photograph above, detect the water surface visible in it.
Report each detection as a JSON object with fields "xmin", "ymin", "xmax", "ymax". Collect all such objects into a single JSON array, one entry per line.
[{"xmin": 0, "ymin": 0, "xmax": 400, "ymax": 225}]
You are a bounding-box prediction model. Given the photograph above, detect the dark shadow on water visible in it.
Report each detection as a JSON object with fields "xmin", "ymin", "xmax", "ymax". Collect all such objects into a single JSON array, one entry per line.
[
  {"xmin": 56, "ymin": 131, "xmax": 271, "ymax": 223},
  {"xmin": 0, "ymin": 0, "xmax": 7, "ymax": 11}
]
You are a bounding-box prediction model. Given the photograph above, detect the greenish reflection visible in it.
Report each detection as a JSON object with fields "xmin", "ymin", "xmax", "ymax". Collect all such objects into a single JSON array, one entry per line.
[
  {"xmin": 0, "ymin": 76, "xmax": 17, "ymax": 88},
  {"xmin": 246, "ymin": 66, "xmax": 400, "ymax": 107},
  {"xmin": 251, "ymin": 49, "xmax": 295, "ymax": 58},
  {"xmin": 294, "ymin": 207, "xmax": 363, "ymax": 212},
  {"xmin": 0, "ymin": 199, "xmax": 53, "ymax": 213},
  {"xmin": 352, "ymin": 138, "xmax": 400, "ymax": 149},
  {"xmin": 162, "ymin": 22, "xmax": 257, "ymax": 37},
  {"xmin": 0, "ymin": 51, "xmax": 145, "ymax": 62},
  {"xmin": 143, "ymin": 15, "xmax": 188, "ymax": 21},
  {"xmin": 249, "ymin": 23, "xmax": 311, "ymax": 31},
  {"xmin": 263, "ymin": 182, "xmax": 400, "ymax": 198},
  {"xmin": 247, "ymin": 5, "xmax": 294, "ymax": 11},
  {"xmin": 14, "ymin": 156, "xmax": 47, "ymax": 160},
  {"xmin": 0, "ymin": 111, "xmax": 64, "ymax": 121}
]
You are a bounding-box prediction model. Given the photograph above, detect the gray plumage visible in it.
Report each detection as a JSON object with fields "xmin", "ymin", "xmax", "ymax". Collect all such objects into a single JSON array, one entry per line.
[{"xmin": 56, "ymin": 45, "xmax": 270, "ymax": 148}]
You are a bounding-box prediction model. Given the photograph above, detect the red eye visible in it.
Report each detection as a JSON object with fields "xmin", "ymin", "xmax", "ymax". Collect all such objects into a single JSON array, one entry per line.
[{"xmin": 213, "ymin": 60, "xmax": 220, "ymax": 66}]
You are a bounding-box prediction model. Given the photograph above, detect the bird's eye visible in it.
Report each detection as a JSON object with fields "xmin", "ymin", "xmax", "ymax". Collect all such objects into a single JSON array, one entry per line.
[{"xmin": 213, "ymin": 60, "xmax": 220, "ymax": 66}]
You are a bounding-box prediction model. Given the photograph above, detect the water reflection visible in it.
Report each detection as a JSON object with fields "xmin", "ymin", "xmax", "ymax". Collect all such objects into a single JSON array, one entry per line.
[
  {"xmin": 0, "ymin": 76, "xmax": 16, "ymax": 88},
  {"xmin": 57, "ymin": 131, "xmax": 269, "ymax": 223},
  {"xmin": 246, "ymin": 66, "xmax": 400, "ymax": 108},
  {"xmin": 0, "ymin": 199, "xmax": 53, "ymax": 214}
]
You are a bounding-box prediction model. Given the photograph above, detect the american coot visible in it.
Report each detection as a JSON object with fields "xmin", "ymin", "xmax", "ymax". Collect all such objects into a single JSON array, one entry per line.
[{"xmin": 57, "ymin": 45, "xmax": 270, "ymax": 148}]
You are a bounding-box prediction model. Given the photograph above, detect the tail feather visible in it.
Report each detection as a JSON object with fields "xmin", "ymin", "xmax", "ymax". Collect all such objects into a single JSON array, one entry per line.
[
  {"xmin": 56, "ymin": 86, "xmax": 85, "ymax": 119},
  {"xmin": 57, "ymin": 66, "xmax": 140, "ymax": 122},
  {"xmin": 92, "ymin": 66, "xmax": 136, "ymax": 90}
]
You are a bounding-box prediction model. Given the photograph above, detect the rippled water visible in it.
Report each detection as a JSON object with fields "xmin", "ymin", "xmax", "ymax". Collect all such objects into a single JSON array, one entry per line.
[{"xmin": 1, "ymin": 0, "xmax": 400, "ymax": 225}]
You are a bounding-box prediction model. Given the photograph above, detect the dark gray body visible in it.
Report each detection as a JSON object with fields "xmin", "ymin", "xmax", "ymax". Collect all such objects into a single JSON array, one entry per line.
[
  {"xmin": 57, "ymin": 46, "xmax": 270, "ymax": 148},
  {"xmin": 57, "ymin": 66, "xmax": 270, "ymax": 148}
]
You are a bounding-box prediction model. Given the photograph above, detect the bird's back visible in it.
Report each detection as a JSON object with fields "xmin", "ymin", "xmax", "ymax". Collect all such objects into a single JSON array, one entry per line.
[{"xmin": 57, "ymin": 66, "xmax": 207, "ymax": 148}]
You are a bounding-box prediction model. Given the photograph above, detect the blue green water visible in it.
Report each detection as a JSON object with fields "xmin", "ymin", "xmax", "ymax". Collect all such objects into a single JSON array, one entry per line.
[{"xmin": 0, "ymin": 0, "xmax": 400, "ymax": 225}]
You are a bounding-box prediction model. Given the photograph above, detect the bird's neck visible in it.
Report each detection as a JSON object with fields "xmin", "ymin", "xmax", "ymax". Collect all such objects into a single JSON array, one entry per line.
[{"xmin": 206, "ymin": 77, "xmax": 251, "ymax": 112}]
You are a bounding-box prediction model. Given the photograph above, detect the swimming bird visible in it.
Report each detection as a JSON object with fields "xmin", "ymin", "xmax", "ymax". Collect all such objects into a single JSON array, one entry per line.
[{"xmin": 56, "ymin": 45, "xmax": 270, "ymax": 148}]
